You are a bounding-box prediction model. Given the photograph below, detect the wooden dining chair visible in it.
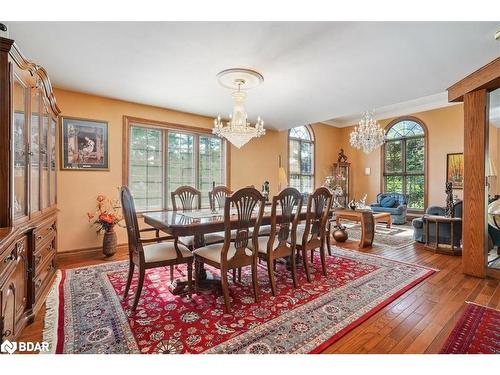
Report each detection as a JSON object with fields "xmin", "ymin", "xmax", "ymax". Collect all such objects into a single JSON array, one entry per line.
[
  {"xmin": 295, "ymin": 187, "xmax": 332, "ymax": 282},
  {"xmin": 193, "ymin": 187, "xmax": 265, "ymax": 312},
  {"xmin": 208, "ymin": 185, "xmax": 238, "ymax": 273},
  {"xmin": 171, "ymin": 185, "xmax": 202, "ymax": 211},
  {"xmin": 209, "ymin": 185, "xmax": 232, "ymax": 211},
  {"xmin": 171, "ymin": 185, "xmax": 224, "ymax": 249},
  {"xmin": 250, "ymin": 187, "xmax": 303, "ymax": 296},
  {"xmin": 120, "ymin": 186, "xmax": 193, "ymax": 311}
]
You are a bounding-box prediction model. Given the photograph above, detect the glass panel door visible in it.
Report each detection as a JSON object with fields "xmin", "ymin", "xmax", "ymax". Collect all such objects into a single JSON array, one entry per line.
[
  {"xmin": 40, "ymin": 106, "xmax": 49, "ymax": 209},
  {"xmin": 49, "ymin": 117, "xmax": 57, "ymax": 206},
  {"xmin": 30, "ymin": 89, "xmax": 40, "ymax": 214},
  {"xmin": 13, "ymin": 76, "xmax": 28, "ymax": 219},
  {"xmin": 487, "ymin": 87, "xmax": 500, "ymax": 272}
]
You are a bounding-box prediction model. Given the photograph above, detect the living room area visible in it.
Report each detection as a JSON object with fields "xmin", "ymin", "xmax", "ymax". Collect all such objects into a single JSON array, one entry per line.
[{"xmin": 319, "ymin": 104, "xmax": 465, "ymax": 255}]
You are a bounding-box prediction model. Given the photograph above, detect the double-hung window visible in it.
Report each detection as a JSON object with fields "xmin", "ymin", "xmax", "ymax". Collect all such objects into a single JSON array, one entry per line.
[{"xmin": 127, "ymin": 119, "xmax": 227, "ymax": 211}]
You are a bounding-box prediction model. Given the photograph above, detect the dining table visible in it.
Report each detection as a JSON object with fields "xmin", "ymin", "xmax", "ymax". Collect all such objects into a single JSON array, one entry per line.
[{"xmin": 142, "ymin": 206, "xmax": 306, "ymax": 295}]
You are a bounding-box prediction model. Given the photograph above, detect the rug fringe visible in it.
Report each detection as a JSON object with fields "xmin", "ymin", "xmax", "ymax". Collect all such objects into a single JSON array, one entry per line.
[{"xmin": 42, "ymin": 270, "xmax": 62, "ymax": 354}]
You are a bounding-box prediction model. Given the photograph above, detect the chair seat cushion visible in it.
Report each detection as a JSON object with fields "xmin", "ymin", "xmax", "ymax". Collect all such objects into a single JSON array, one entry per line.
[
  {"xmin": 143, "ymin": 241, "xmax": 192, "ymax": 263},
  {"xmin": 371, "ymin": 206, "xmax": 402, "ymax": 215},
  {"xmin": 211, "ymin": 230, "xmax": 238, "ymax": 241},
  {"xmin": 193, "ymin": 243, "xmax": 252, "ymax": 264},
  {"xmin": 249, "ymin": 225, "xmax": 271, "ymax": 236},
  {"xmin": 248, "ymin": 236, "xmax": 279, "ymax": 253},
  {"xmin": 295, "ymin": 224, "xmax": 316, "ymax": 243},
  {"xmin": 179, "ymin": 231, "xmax": 233, "ymax": 247}
]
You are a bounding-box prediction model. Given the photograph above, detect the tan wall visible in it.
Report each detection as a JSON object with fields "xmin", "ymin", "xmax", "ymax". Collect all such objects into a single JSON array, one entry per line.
[
  {"xmin": 338, "ymin": 104, "xmax": 465, "ymax": 208},
  {"xmin": 311, "ymin": 123, "xmax": 343, "ymax": 187},
  {"xmin": 54, "ymin": 89, "xmax": 339, "ymax": 253}
]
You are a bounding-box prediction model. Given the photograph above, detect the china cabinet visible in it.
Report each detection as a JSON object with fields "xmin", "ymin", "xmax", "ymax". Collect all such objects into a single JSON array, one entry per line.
[
  {"xmin": 332, "ymin": 162, "xmax": 350, "ymax": 208},
  {"xmin": 0, "ymin": 33, "xmax": 60, "ymax": 345}
]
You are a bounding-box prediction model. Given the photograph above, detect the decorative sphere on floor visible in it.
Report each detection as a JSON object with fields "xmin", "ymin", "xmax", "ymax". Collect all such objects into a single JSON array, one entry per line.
[{"xmin": 333, "ymin": 227, "xmax": 348, "ymax": 242}]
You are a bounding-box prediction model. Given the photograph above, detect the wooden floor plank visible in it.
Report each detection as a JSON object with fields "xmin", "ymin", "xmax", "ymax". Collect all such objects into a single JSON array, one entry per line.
[{"xmin": 17, "ymin": 237, "xmax": 499, "ymax": 354}]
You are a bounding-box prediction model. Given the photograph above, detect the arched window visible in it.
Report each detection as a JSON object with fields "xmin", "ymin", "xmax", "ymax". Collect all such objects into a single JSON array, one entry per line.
[
  {"xmin": 383, "ymin": 118, "xmax": 426, "ymax": 210},
  {"xmin": 288, "ymin": 125, "xmax": 315, "ymax": 193}
]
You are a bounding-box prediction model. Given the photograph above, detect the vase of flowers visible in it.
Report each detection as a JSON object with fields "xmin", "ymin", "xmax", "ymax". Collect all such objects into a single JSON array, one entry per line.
[{"xmin": 87, "ymin": 194, "xmax": 123, "ymax": 257}]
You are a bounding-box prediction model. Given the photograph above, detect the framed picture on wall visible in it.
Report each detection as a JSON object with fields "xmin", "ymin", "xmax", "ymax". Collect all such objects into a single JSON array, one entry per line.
[
  {"xmin": 446, "ymin": 153, "xmax": 464, "ymax": 189},
  {"xmin": 60, "ymin": 117, "xmax": 109, "ymax": 170}
]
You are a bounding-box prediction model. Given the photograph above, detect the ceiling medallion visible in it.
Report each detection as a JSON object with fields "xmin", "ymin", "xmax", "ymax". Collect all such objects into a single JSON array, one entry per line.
[
  {"xmin": 213, "ymin": 68, "xmax": 265, "ymax": 149},
  {"xmin": 349, "ymin": 111, "xmax": 385, "ymax": 154}
]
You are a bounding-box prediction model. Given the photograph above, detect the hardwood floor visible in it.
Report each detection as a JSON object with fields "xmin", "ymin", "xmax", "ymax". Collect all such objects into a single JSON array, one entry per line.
[{"xmin": 18, "ymin": 239, "xmax": 500, "ymax": 354}]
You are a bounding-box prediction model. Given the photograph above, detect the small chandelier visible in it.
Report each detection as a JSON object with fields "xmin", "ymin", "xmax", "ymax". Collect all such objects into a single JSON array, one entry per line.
[
  {"xmin": 213, "ymin": 68, "xmax": 266, "ymax": 148},
  {"xmin": 349, "ymin": 111, "xmax": 385, "ymax": 154}
]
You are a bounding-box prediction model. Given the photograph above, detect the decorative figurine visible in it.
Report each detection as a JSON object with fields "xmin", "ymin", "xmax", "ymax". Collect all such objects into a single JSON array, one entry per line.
[
  {"xmin": 357, "ymin": 194, "xmax": 367, "ymax": 209},
  {"xmin": 338, "ymin": 148, "xmax": 348, "ymax": 163},
  {"xmin": 445, "ymin": 181, "xmax": 454, "ymax": 217},
  {"xmin": 262, "ymin": 181, "xmax": 270, "ymax": 202},
  {"xmin": 348, "ymin": 200, "xmax": 356, "ymax": 210}
]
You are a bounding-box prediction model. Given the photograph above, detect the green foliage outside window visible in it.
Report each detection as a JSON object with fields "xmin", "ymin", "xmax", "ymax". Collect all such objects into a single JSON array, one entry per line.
[
  {"xmin": 384, "ymin": 120, "xmax": 425, "ymax": 210},
  {"xmin": 129, "ymin": 125, "xmax": 225, "ymax": 211}
]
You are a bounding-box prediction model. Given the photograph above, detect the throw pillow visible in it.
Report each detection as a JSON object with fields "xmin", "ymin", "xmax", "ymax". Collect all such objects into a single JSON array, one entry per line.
[{"xmin": 380, "ymin": 196, "xmax": 396, "ymax": 208}]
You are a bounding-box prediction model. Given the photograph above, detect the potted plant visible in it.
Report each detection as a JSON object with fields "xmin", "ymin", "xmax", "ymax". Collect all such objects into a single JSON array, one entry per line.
[{"xmin": 87, "ymin": 194, "xmax": 123, "ymax": 257}]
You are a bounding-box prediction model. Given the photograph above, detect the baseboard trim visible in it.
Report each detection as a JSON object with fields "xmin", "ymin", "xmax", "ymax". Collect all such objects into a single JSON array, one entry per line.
[{"xmin": 56, "ymin": 243, "xmax": 129, "ymax": 262}]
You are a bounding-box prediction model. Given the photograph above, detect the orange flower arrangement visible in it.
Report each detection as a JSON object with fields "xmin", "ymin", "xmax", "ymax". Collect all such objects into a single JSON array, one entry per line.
[{"xmin": 87, "ymin": 194, "xmax": 123, "ymax": 234}]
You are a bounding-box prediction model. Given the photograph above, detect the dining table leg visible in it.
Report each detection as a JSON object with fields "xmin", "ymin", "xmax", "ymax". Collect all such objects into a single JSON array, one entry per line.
[{"xmin": 169, "ymin": 234, "xmax": 222, "ymax": 295}]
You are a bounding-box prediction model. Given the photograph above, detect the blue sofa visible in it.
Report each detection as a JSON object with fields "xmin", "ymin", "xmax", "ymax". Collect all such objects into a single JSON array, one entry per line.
[
  {"xmin": 412, "ymin": 201, "xmax": 463, "ymax": 247},
  {"xmin": 370, "ymin": 193, "xmax": 408, "ymax": 225}
]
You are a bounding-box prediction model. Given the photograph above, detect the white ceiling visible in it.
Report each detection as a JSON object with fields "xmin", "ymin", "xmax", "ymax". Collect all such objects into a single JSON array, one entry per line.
[{"xmin": 5, "ymin": 21, "xmax": 500, "ymax": 130}]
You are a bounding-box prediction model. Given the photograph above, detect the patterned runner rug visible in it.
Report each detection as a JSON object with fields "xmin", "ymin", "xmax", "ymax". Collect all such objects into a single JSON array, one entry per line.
[
  {"xmin": 342, "ymin": 222, "xmax": 414, "ymax": 249},
  {"xmin": 44, "ymin": 246, "xmax": 433, "ymax": 354},
  {"xmin": 440, "ymin": 302, "xmax": 500, "ymax": 354}
]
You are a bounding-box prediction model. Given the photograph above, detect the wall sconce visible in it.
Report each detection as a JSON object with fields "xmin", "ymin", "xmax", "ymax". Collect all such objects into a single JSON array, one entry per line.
[{"xmin": 364, "ymin": 167, "xmax": 371, "ymax": 176}]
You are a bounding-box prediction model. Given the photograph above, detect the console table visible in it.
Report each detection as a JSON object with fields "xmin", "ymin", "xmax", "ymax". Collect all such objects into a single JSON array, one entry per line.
[{"xmin": 423, "ymin": 214, "xmax": 463, "ymax": 255}]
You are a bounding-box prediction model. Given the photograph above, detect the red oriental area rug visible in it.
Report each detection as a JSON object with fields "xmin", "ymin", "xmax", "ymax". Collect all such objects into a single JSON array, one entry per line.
[
  {"xmin": 440, "ymin": 302, "xmax": 500, "ymax": 354},
  {"xmin": 44, "ymin": 246, "xmax": 434, "ymax": 354}
]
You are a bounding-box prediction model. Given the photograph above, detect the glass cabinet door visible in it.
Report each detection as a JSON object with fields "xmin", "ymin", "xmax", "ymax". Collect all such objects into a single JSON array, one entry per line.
[
  {"xmin": 40, "ymin": 105, "xmax": 49, "ymax": 210},
  {"xmin": 13, "ymin": 76, "xmax": 28, "ymax": 219},
  {"xmin": 30, "ymin": 89, "xmax": 40, "ymax": 214},
  {"xmin": 49, "ymin": 117, "xmax": 57, "ymax": 206}
]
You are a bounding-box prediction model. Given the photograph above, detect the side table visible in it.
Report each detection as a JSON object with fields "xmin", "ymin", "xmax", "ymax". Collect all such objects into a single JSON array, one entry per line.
[{"xmin": 423, "ymin": 214, "xmax": 462, "ymax": 255}]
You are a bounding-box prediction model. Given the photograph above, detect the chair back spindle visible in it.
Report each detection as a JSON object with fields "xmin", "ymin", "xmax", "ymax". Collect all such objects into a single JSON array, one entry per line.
[{"xmin": 268, "ymin": 187, "xmax": 303, "ymax": 251}]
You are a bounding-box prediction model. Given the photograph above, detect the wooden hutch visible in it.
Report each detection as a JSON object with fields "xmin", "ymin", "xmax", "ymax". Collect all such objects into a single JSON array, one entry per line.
[
  {"xmin": 0, "ymin": 33, "xmax": 60, "ymax": 344},
  {"xmin": 332, "ymin": 162, "xmax": 350, "ymax": 208}
]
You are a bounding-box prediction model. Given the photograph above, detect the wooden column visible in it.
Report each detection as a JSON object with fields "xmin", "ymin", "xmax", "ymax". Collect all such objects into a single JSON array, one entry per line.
[{"xmin": 462, "ymin": 89, "xmax": 488, "ymax": 277}]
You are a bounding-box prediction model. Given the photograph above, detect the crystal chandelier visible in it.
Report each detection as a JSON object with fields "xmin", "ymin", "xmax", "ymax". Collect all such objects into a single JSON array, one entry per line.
[
  {"xmin": 213, "ymin": 68, "xmax": 266, "ymax": 148},
  {"xmin": 349, "ymin": 111, "xmax": 385, "ymax": 154}
]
